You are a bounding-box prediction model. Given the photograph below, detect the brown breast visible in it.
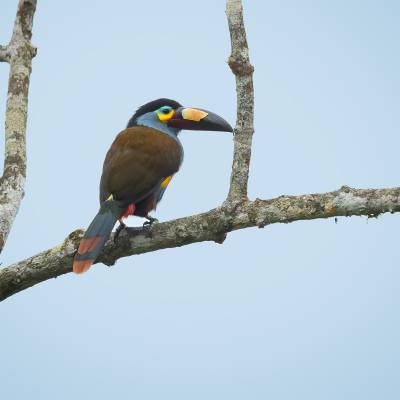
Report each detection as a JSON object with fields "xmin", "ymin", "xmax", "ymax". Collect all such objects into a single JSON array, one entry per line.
[{"xmin": 99, "ymin": 126, "xmax": 183, "ymax": 204}]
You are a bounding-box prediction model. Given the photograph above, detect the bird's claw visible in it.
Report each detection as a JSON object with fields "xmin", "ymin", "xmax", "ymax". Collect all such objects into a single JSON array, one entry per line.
[
  {"xmin": 143, "ymin": 216, "xmax": 159, "ymax": 228},
  {"xmin": 142, "ymin": 216, "xmax": 158, "ymax": 238},
  {"xmin": 114, "ymin": 221, "xmax": 127, "ymax": 243}
]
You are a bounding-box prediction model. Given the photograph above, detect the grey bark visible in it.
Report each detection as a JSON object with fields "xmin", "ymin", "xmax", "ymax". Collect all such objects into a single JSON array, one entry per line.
[
  {"xmin": 0, "ymin": 0, "xmax": 399, "ymax": 302},
  {"xmin": 0, "ymin": 0, "xmax": 37, "ymax": 252}
]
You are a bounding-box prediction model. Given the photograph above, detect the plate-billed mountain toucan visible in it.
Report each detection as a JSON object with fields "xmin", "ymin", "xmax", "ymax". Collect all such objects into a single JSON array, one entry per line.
[{"xmin": 73, "ymin": 98, "xmax": 233, "ymax": 274}]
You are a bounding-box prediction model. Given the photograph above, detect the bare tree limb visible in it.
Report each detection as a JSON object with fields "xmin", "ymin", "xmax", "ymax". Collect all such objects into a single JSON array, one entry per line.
[
  {"xmin": 0, "ymin": 0, "xmax": 37, "ymax": 253},
  {"xmin": 1, "ymin": 185, "xmax": 399, "ymax": 301},
  {"xmin": 226, "ymin": 0, "xmax": 254, "ymax": 203}
]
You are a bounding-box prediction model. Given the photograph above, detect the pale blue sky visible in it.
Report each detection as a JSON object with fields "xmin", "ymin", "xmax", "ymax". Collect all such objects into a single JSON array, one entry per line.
[{"xmin": 1, "ymin": 1, "xmax": 400, "ymax": 399}]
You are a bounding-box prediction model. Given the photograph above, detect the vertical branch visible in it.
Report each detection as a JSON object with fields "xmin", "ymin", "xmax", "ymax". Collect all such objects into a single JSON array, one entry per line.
[
  {"xmin": 0, "ymin": 0, "xmax": 37, "ymax": 252},
  {"xmin": 225, "ymin": 0, "xmax": 254, "ymax": 204}
]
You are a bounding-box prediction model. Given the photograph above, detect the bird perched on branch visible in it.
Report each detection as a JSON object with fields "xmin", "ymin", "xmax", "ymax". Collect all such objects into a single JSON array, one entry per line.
[{"xmin": 73, "ymin": 98, "xmax": 233, "ymax": 274}]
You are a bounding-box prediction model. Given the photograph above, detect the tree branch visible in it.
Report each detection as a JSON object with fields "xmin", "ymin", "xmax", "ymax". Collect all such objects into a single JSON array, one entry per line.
[
  {"xmin": 225, "ymin": 0, "xmax": 254, "ymax": 203},
  {"xmin": 1, "ymin": 185, "xmax": 399, "ymax": 301},
  {"xmin": 0, "ymin": 0, "xmax": 37, "ymax": 252}
]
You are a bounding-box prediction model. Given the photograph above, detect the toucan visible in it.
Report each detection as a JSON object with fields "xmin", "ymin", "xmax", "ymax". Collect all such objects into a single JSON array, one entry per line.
[{"xmin": 73, "ymin": 98, "xmax": 233, "ymax": 273}]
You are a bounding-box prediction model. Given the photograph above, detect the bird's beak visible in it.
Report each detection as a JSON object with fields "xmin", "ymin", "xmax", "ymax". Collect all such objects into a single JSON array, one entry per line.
[{"xmin": 167, "ymin": 107, "xmax": 233, "ymax": 132}]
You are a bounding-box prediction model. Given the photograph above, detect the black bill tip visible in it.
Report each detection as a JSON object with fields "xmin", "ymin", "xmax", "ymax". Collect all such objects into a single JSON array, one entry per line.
[{"xmin": 168, "ymin": 107, "xmax": 233, "ymax": 133}]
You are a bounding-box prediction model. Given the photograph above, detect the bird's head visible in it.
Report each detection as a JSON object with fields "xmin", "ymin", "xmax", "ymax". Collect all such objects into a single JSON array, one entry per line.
[{"xmin": 127, "ymin": 98, "xmax": 233, "ymax": 134}]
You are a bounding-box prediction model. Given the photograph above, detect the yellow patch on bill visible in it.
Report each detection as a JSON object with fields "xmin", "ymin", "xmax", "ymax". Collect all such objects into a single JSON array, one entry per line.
[
  {"xmin": 182, "ymin": 108, "xmax": 208, "ymax": 122},
  {"xmin": 161, "ymin": 176, "xmax": 173, "ymax": 188}
]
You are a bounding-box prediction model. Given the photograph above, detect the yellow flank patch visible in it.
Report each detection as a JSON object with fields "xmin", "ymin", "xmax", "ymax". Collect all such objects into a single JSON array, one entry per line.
[
  {"xmin": 158, "ymin": 109, "xmax": 174, "ymax": 122},
  {"xmin": 161, "ymin": 176, "xmax": 172, "ymax": 188},
  {"xmin": 106, "ymin": 194, "xmax": 114, "ymax": 201},
  {"xmin": 182, "ymin": 108, "xmax": 208, "ymax": 122}
]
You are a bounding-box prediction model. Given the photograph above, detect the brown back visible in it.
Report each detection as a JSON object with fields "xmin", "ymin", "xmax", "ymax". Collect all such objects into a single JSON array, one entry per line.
[{"xmin": 100, "ymin": 126, "xmax": 183, "ymax": 205}]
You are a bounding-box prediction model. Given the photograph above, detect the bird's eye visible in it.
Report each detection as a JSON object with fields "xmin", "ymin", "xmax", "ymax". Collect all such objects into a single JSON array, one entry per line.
[{"xmin": 161, "ymin": 107, "xmax": 171, "ymax": 114}]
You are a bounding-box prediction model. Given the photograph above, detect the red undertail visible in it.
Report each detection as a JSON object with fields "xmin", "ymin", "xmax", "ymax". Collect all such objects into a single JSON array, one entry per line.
[{"xmin": 73, "ymin": 201, "xmax": 135, "ymax": 274}]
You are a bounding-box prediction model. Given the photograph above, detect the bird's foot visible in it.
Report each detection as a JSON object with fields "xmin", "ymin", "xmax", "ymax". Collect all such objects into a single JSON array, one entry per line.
[
  {"xmin": 142, "ymin": 215, "xmax": 159, "ymax": 238},
  {"xmin": 114, "ymin": 221, "xmax": 127, "ymax": 243},
  {"xmin": 143, "ymin": 215, "xmax": 159, "ymax": 228}
]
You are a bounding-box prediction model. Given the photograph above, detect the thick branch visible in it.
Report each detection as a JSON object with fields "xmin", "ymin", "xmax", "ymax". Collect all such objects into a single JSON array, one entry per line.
[
  {"xmin": 0, "ymin": 0, "xmax": 37, "ymax": 252},
  {"xmin": 226, "ymin": 0, "xmax": 254, "ymax": 202},
  {"xmin": 1, "ymin": 185, "xmax": 399, "ymax": 301}
]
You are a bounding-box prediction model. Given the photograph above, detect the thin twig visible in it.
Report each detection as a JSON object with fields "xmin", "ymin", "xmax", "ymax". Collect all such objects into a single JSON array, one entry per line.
[{"xmin": 0, "ymin": 45, "xmax": 10, "ymax": 62}]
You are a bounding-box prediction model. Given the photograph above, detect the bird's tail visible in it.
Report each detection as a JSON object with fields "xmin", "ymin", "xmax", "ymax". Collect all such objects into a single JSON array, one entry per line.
[{"xmin": 73, "ymin": 199, "xmax": 123, "ymax": 274}]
